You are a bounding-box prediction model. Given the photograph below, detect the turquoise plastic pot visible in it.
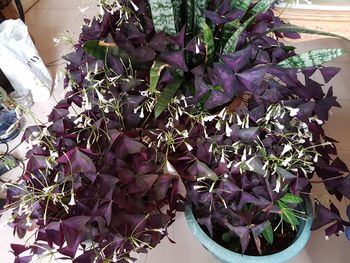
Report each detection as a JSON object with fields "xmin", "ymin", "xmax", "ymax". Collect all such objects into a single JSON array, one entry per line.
[{"xmin": 185, "ymin": 197, "xmax": 313, "ymax": 263}]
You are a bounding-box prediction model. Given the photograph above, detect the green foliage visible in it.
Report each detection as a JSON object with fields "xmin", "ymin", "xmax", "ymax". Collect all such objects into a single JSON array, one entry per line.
[
  {"xmin": 278, "ymin": 48, "xmax": 345, "ymax": 69},
  {"xmin": 277, "ymin": 200, "xmax": 300, "ymax": 229},
  {"xmin": 261, "ymin": 222, "xmax": 274, "ymax": 245},
  {"xmin": 271, "ymin": 24, "xmax": 350, "ymax": 42},
  {"xmin": 280, "ymin": 193, "xmax": 304, "ymax": 204},
  {"xmin": 222, "ymin": 232, "xmax": 232, "ymax": 243},
  {"xmin": 224, "ymin": 0, "xmax": 275, "ymax": 53},
  {"xmin": 154, "ymin": 79, "xmax": 182, "ymax": 118},
  {"xmin": 149, "ymin": 62, "xmax": 169, "ymax": 93},
  {"xmin": 232, "ymin": 0, "xmax": 251, "ymax": 11},
  {"xmin": 148, "ymin": 0, "xmax": 177, "ymax": 34},
  {"xmin": 202, "ymin": 22, "xmax": 215, "ymax": 62}
]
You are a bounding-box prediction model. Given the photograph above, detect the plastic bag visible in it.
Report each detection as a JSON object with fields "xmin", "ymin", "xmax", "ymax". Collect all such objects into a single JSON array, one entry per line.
[{"xmin": 0, "ymin": 19, "xmax": 52, "ymax": 102}]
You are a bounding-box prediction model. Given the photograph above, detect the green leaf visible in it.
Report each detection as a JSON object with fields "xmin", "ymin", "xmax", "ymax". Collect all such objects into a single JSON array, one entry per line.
[
  {"xmin": 278, "ymin": 48, "xmax": 345, "ymax": 69},
  {"xmin": 83, "ymin": 40, "xmax": 108, "ymax": 61},
  {"xmin": 154, "ymin": 80, "xmax": 182, "ymax": 118},
  {"xmin": 148, "ymin": 0, "xmax": 176, "ymax": 34},
  {"xmin": 249, "ymin": 0, "xmax": 275, "ymax": 16},
  {"xmin": 224, "ymin": 0, "xmax": 274, "ymax": 53},
  {"xmin": 171, "ymin": 0, "xmax": 183, "ymax": 31},
  {"xmin": 195, "ymin": 0, "xmax": 207, "ymax": 33},
  {"xmin": 280, "ymin": 193, "xmax": 303, "ymax": 204},
  {"xmin": 271, "ymin": 24, "xmax": 350, "ymax": 42},
  {"xmin": 261, "ymin": 223, "xmax": 274, "ymax": 245},
  {"xmin": 277, "ymin": 201, "xmax": 300, "ymax": 228},
  {"xmin": 83, "ymin": 40, "xmax": 129, "ymax": 62},
  {"xmin": 222, "ymin": 232, "xmax": 232, "ymax": 243},
  {"xmin": 149, "ymin": 62, "xmax": 169, "ymax": 93},
  {"xmin": 187, "ymin": 0, "xmax": 207, "ymax": 34},
  {"xmin": 202, "ymin": 22, "xmax": 215, "ymax": 62},
  {"xmin": 232, "ymin": 0, "xmax": 251, "ymax": 11}
]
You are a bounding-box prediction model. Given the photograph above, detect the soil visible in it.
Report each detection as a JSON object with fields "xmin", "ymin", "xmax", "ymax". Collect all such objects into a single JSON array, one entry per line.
[{"xmin": 196, "ymin": 213, "xmax": 298, "ymax": 256}]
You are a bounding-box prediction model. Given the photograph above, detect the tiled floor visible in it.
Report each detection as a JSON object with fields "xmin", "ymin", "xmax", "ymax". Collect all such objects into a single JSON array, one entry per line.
[{"xmin": 0, "ymin": 0, "xmax": 350, "ymax": 262}]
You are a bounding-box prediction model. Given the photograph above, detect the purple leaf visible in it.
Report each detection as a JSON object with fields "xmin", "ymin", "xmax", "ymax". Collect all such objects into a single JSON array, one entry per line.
[
  {"xmin": 57, "ymin": 148, "xmax": 96, "ymax": 175},
  {"xmin": 159, "ymin": 51, "xmax": 188, "ymax": 72},
  {"xmin": 221, "ymin": 46, "xmax": 252, "ymax": 73},
  {"xmin": 238, "ymin": 66, "xmax": 269, "ymax": 92},
  {"xmin": 312, "ymin": 203, "xmax": 342, "ymax": 230},
  {"xmin": 197, "ymin": 217, "xmax": 213, "ymax": 237},
  {"xmin": 319, "ymin": 67, "xmax": 341, "ymax": 83}
]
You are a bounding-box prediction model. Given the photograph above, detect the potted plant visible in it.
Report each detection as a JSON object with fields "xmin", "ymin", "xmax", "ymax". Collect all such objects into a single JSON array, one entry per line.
[{"xmin": 3, "ymin": 0, "xmax": 350, "ymax": 262}]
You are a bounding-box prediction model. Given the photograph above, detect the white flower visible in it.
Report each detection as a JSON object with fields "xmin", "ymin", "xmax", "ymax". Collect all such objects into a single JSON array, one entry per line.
[
  {"xmin": 208, "ymin": 143, "xmax": 213, "ymax": 153},
  {"xmin": 220, "ymin": 149, "xmax": 226, "ymax": 163},
  {"xmin": 203, "ymin": 115, "xmax": 217, "ymax": 122},
  {"xmin": 184, "ymin": 142, "xmax": 193, "ymax": 151},
  {"xmin": 225, "ymin": 123, "xmax": 232, "ymax": 137},
  {"xmin": 281, "ymin": 144, "xmax": 293, "ymax": 156},
  {"xmin": 215, "ymin": 121, "xmax": 221, "ymax": 131},
  {"xmin": 218, "ymin": 108, "xmax": 226, "ymax": 119},
  {"xmin": 69, "ymin": 191, "xmax": 76, "ymax": 206},
  {"xmin": 286, "ymin": 107, "xmax": 299, "ymax": 117},
  {"xmin": 274, "ymin": 177, "xmax": 281, "ymax": 193},
  {"xmin": 130, "ymin": 0, "xmax": 139, "ymax": 11}
]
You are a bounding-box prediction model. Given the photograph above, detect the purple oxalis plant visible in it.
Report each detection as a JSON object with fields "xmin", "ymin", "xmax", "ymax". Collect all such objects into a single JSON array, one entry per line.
[{"xmin": 3, "ymin": 0, "xmax": 350, "ymax": 262}]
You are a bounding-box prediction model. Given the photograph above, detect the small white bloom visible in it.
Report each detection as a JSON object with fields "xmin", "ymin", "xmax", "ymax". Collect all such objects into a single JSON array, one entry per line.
[
  {"xmin": 130, "ymin": 0, "xmax": 139, "ymax": 11},
  {"xmin": 208, "ymin": 143, "xmax": 213, "ymax": 153},
  {"xmin": 184, "ymin": 142, "xmax": 193, "ymax": 151},
  {"xmin": 220, "ymin": 149, "xmax": 225, "ymax": 163},
  {"xmin": 274, "ymin": 177, "xmax": 281, "ymax": 193},
  {"xmin": 218, "ymin": 108, "xmax": 226, "ymax": 119},
  {"xmin": 281, "ymin": 144, "xmax": 293, "ymax": 156},
  {"xmin": 69, "ymin": 191, "xmax": 76, "ymax": 206},
  {"xmin": 139, "ymin": 108, "xmax": 144, "ymax": 118},
  {"xmin": 215, "ymin": 121, "xmax": 221, "ymax": 131},
  {"xmin": 203, "ymin": 115, "xmax": 217, "ymax": 122},
  {"xmin": 225, "ymin": 123, "xmax": 232, "ymax": 137},
  {"xmin": 286, "ymin": 107, "xmax": 299, "ymax": 117}
]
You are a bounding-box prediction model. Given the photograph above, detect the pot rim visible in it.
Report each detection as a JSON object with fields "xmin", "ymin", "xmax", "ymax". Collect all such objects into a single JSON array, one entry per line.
[{"xmin": 184, "ymin": 196, "xmax": 313, "ymax": 263}]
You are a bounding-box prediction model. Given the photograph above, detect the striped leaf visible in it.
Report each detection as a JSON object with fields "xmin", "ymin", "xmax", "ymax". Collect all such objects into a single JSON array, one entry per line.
[
  {"xmin": 149, "ymin": 61, "xmax": 169, "ymax": 93},
  {"xmin": 155, "ymin": 79, "xmax": 182, "ymax": 118},
  {"xmin": 187, "ymin": 0, "xmax": 208, "ymax": 35},
  {"xmin": 224, "ymin": 0, "xmax": 274, "ymax": 53},
  {"xmin": 186, "ymin": 0, "xmax": 194, "ymax": 35},
  {"xmin": 232, "ymin": 0, "xmax": 251, "ymax": 11},
  {"xmin": 249, "ymin": 0, "xmax": 275, "ymax": 16},
  {"xmin": 278, "ymin": 49, "xmax": 345, "ymax": 69},
  {"xmin": 271, "ymin": 24, "xmax": 350, "ymax": 42},
  {"xmin": 148, "ymin": 0, "xmax": 176, "ymax": 35},
  {"xmin": 195, "ymin": 0, "xmax": 207, "ymax": 32},
  {"xmin": 203, "ymin": 22, "xmax": 214, "ymax": 62},
  {"xmin": 171, "ymin": 0, "xmax": 183, "ymax": 31}
]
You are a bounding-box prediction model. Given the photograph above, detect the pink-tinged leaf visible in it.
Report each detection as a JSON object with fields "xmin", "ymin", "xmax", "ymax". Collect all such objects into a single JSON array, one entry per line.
[
  {"xmin": 14, "ymin": 256, "xmax": 32, "ymax": 263},
  {"xmin": 48, "ymin": 108, "xmax": 69, "ymax": 122},
  {"xmin": 57, "ymin": 148, "xmax": 96, "ymax": 175},
  {"xmin": 197, "ymin": 217, "xmax": 213, "ymax": 237},
  {"xmin": 221, "ymin": 46, "xmax": 252, "ymax": 73},
  {"xmin": 159, "ymin": 51, "xmax": 188, "ymax": 72},
  {"xmin": 128, "ymin": 174, "xmax": 159, "ymax": 195},
  {"xmin": 225, "ymin": 224, "xmax": 250, "ymax": 254},
  {"xmin": 117, "ymin": 167, "xmax": 136, "ymax": 184},
  {"xmin": 10, "ymin": 244, "xmax": 31, "ymax": 257},
  {"xmin": 319, "ymin": 67, "xmax": 341, "ymax": 83},
  {"xmin": 73, "ymin": 250, "xmax": 95, "ymax": 263},
  {"xmin": 238, "ymin": 66, "xmax": 269, "ymax": 92},
  {"xmin": 311, "ymin": 203, "xmax": 342, "ymax": 230}
]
